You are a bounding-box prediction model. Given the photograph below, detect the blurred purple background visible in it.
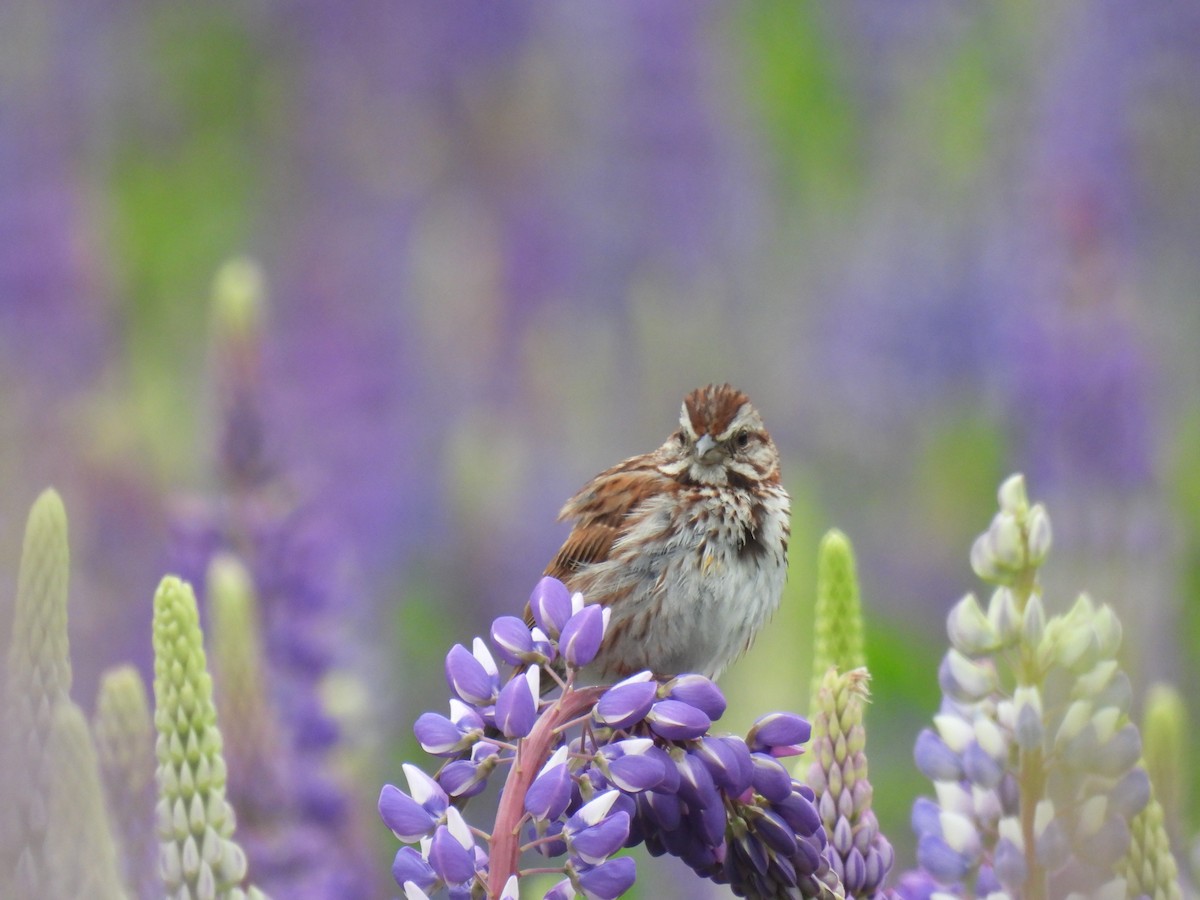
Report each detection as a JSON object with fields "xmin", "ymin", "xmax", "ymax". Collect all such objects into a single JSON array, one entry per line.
[{"xmin": 2, "ymin": 1, "xmax": 1199, "ymax": 895}]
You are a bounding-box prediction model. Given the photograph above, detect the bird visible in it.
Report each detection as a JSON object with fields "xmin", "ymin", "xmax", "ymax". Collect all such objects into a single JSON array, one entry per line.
[{"xmin": 539, "ymin": 384, "xmax": 790, "ymax": 681}]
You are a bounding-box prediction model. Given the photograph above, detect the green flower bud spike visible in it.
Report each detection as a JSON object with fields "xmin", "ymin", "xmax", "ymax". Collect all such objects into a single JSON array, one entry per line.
[
  {"xmin": 207, "ymin": 554, "xmax": 286, "ymax": 811},
  {"xmin": 94, "ymin": 665, "xmax": 158, "ymax": 899},
  {"xmin": 152, "ymin": 575, "xmax": 269, "ymax": 900},
  {"xmin": 1, "ymin": 488, "xmax": 73, "ymax": 896},
  {"xmin": 1141, "ymin": 683, "xmax": 1188, "ymax": 849},
  {"xmin": 810, "ymin": 529, "xmax": 867, "ymax": 711},
  {"xmin": 44, "ymin": 700, "xmax": 126, "ymax": 900}
]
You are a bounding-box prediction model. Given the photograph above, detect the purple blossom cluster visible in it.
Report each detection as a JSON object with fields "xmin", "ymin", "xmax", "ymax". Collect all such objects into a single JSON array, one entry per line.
[{"xmin": 379, "ymin": 576, "xmax": 842, "ymax": 899}]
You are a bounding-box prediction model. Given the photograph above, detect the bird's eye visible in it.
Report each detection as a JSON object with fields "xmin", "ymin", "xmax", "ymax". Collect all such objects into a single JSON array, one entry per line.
[
  {"xmin": 675, "ymin": 432, "xmax": 687, "ymax": 446},
  {"xmin": 735, "ymin": 430, "xmax": 751, "ymax": 450}
]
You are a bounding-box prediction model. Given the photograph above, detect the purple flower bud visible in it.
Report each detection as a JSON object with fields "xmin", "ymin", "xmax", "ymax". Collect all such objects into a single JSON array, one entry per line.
[
  {"xmin": 568, "ymin": 811, "xmax": 631, "ymax": 866},
  {"xmin": 594, "ymin": 673, "xmax": 657, "ymax": 728},
  {"xmin": 774, "ymin": 789, "xmax": 822, "ymax": 837},
  {"xmin": 490, "ymin": 615, "xmax": 536, "ymax": 665},
  {"xmin": 495, "ymin": 666, "xmax": 539, "ymax": 738},
  {"xmin": 694, "ymin": 736, "xmax": 750, "ymax": 794},
  {"xmin": 639, "ymin": 789, "xmax": 682, "ymax": 831},
  {"xmin": 664, "ymin": 674, "xmax": 727, "ymax": 721},
  {"xmin": 437, "ymin": 758, "xmax": 492, "ymax": 799},
  {"xmin": 560, "ymin": 603, "xmax": 609, "ymax": 668},
  {"xmin": 379, "ymin": 782, "xmax": 437, "ymax": 842},
  {"xmin": 911, "ymin": 796, "xmax": 941, "ymax": 838},
  {"xmin": 674, "ymin": 752, "xmax": 718, "ymax": 808},
  {"xmin": 427, "ymin": 810, "xmax": 476, "ymax": 885},
  {"xmin": 696, "ymin": 792, "xmax": 727, "ymax": 846},
  {"xmin": 1090, "ymin": 724, "xmax": 1141, "ymax": 777},
  {"xmin": 529, "ymin": 576, "xmax": 572, "ymax": 638},
  {"xmin": 914, "ymin": 728, "xmax": 963, "ymax": 782},
  {"xmin": 531, "ymin": 819, "xmax": 568, "ymax": 858},
  {"xmin": 445, "ymin": 641, "xmax": 498, "ymax": 706},
  {"xmin": 544, "ymin": 879, "xmax": 574, "ymax": 900},
  {"xmin": 842, "ymin": 846, "xmax": 867, "ymax": 894},
  {"xmin": 646, "ymin": 699, "xmax": 711, "ymax": 741},
  {"xmin": 747, "ymin": 712, "xmax": 811, "ymax": 755},
  {"xmin": 750, "ymin": 753, "xmax": 792, "ymax": 803},
  {"xmin": 1110, "ymin": 767, "xmax": 1151, "ymax": 820},
  {"xmin": 607, "ymin": 751, "xmax": 666, "ymax": 793},
  {"xmin": 916, "ymin": 832, "xmax": 970, "ymax": 882},
  {"xmin": 993, "ymin": 835, "xmax": 1027, "ymax": 889},
  {"xmin": 414, "ymin": 708, "xmax": 480, "ymax": 757},
  {"xmin": 576, "ymin": 856, "xmax": 637, "ymax": 900},
  {"xmin": 526, "ymin": 747, "xmax": 573, "ymax": 821},
  {"xmin": 391, "ymin": 846, "xmax": 437, "ymax": 892},
  {"xmin": 750, "ymin": 808, "xmax": 797, "ymax": 857},
  {"xmin": 1076, "ymin": 816, "xmax": 1132, "ymax": 865},
  {"xmin": 962, "ymin": 741, "xmax": 1004, "ymax": 789},
  {"xmin": 1034, "ymin": 816, "xmax": 1068, "ymax": 866}
]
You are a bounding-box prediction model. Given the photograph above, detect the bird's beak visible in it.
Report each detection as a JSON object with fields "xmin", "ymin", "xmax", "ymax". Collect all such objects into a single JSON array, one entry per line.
[{"xmin": 694, "ymin": 434, "xmax": 724, "ymax": 465}]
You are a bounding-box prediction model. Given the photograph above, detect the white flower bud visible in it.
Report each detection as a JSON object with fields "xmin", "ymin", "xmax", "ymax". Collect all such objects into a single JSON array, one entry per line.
[
  {"xmin": 1025, "ymin": 504, "xmax": 1052, "ymax": 566},
  {"xmin": 997, "ymin": 815, "xmax": 1024, "ymax": 851},
  {"xmin": 997, "ymin": 474, "xmax": 1029, "ymax": 516},
  {"xmin": 1073, "ymin": 660, "xmax": 1118, "ymax": 701},
  {"xmin": 947, "ymin": 593, "xmax": 997, "ymax": 654},
  {"xmin": 934, "ymin": 713, "xmax": 974, "ymax": 753},
  {"xmin": 1093, "ymin": 604, "xmax": 1122, "ymax": 659},
  {"xmin": 973, "ymin": 716, "xmax": 1007, "ymax": 760},
  {"xmin": 1022, "ymin": 592, "xmax": 1046, "ymax": 649},
  {"xmin": 1013, "ymin": 686, "xmax": 1044, "ymax": 751},
  {"xmin": 987, "ymin": 587, "xmax": 1020, "ymax": 645},
  {"xmin": 943, "ymin": 649, "xmax": 998, "ymax": 701},
  {"xmin": 1055, "ymin": 700, "xmax": 1094, "ymax": 747},
  {"xmin": 939, "ymin": 810, "xmax": 981, "ymax": 857},
  {"xmin": 1077, "ymin": 794, "xmax": 1108, "ymax": 837}
]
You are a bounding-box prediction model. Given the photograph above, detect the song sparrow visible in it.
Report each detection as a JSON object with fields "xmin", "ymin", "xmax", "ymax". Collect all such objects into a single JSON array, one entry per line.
[{"xmin": 540, "ymin": 384, "xmax": 790, "ymax": 681}]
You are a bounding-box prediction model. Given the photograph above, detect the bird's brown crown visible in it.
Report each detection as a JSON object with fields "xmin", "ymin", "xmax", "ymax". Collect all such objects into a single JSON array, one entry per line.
[{"xmin": 682, "ymin": 383, "xmax": 753, "ymax": 439}]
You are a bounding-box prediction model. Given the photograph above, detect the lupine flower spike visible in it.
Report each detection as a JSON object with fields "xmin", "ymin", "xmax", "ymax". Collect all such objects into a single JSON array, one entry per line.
[
  {"xmin": 908, "ymin": 474, "xmax": 1182, "ymax": 898},
  {"xmin": 93, "ymin": 664, "xmax": 159, "ymax": 899},
  {"xmin": 381, "ymin": 575, "xmax": 844, "ymax": 899},
  {"xmin": 0, "ymin": 488, "xmax": 74, "ymax": 898},
  {"xmin": 152, "ymin": 575, "xmax": 269, "ymax": 900}
]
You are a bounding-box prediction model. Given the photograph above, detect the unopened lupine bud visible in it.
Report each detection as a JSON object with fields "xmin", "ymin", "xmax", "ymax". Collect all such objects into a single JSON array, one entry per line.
[
  {"xmin": 529, "ymin": 577, "xmax": 572, "ymax": 638},
  {"xmin": 594, "ymin": 673, "xmax": 656, "ymax": 729},
  {"xmin": 947, "ymin": 593, "xmax": 997, "ymax": 655}
]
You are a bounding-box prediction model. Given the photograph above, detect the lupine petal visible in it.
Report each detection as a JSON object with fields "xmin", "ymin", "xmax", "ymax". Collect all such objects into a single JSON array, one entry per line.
[
  {"xmin": 490, "ymin": 616, "xmax": 535, "ymax": 665},
  {"xmin": 529, "ymin": 577, "xmax": 572, "ymax": 637},
  {"xmin": 526, "ymin": 755, "xmax": 572, "ymax": 821},
  {"xmin": 391, "ymin": 847, "xmax": 436, "ymax": 892},
  {"xmin": 595, "ymin": 674, "xmax": 657, "ymax": 728},
  {"xmin": 646, "ymin": 699, "xmax": 710, "ymax": 740},
  {"xmin": 428, "ymin": 821, "xmax": 475, "ymax": 884},
  {"xmin": 774, "ymin": 789, "xmax": 822, "ymax": 837},
  {"xmin": 916, "ymin": 832, "xmax": 970, "ymax": 882},
  {"xmin": 750, "ymin": 753, "xmax": 792, "ymax": 803},
  {"xmin": 747, "ymin": 712, "xmax": 811, "ymax": 752},
  {"xmin": 495, "ymin": 666, "xmax": 538, "ymax": 738},
  {"xmin": 569, "ymin": 811, "xmax": 631, "ymax": 866},
  {"xmin": 379, "ymin": 784, "xmax": 436, "ymax": 842},
  {"xmin": 437, "ymin": 759, "xmax": 490, "ymax": 799},
  {"xmin": 914, "ymin": 728, "xmax": 963, "ymax": 782},
  {"xmin": 577, "ymin": 856, "xmax": 637, "ymax": 900},
  {"xmin": 445, "ymin": 643, "xmax": 496, "ymax": 705},
  {"xmin": 607, "ymin": 753, "xmax": 665, "ymax": 793},
  {"xmin": 544, "ymin": 878, "xmax": 574, "ymax": 900},
  {"xmin": 664, "ymin": 674, "xmax": 727, "ymax": 721},
  {"xmin": 403, "ymin": 762, "xmax": 449, "ymax": 815},
  {"xmin": 414, "ymin": 712, "xmax": 470, "ymax": 756},
  {"xmin": 559, "ymin": 604, "xmax": 607, "ymax": 668}
]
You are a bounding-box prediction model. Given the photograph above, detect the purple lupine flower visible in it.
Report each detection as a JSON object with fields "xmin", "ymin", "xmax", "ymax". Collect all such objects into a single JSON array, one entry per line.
[{"xmin": 379, "ymin": 576, "xmax": 842, "ymax": 899}]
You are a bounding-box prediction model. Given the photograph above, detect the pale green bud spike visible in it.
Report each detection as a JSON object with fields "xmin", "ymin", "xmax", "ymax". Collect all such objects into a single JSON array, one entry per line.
[
  {"xmin": 43, "ymin": 700, "xmax": 126, "ymax": 900},
  {"xmin": 207, "ymin": 554, "xmax": 286, "ymax": 813},
  {"xmin": 810, "ymin": 529, "xmax": 867, "ymax": 710},
  {"xmin": 1, "ymin": 488, "xmax": 73, "ymax": 894},
  {"xmin": 152, "ymin": 576, "xmax": 270, "ymax": 900},
  {"xmin": 94, "ymin": 665, "xmax": 159, "ymax": 899},
  {"xmin": 1141, "ymin": 683, "xmax": 1188, "ymax": 849},
  {"xmin": 1117, "ymin": 788, "xmax": 1183, "ymax": 900}
]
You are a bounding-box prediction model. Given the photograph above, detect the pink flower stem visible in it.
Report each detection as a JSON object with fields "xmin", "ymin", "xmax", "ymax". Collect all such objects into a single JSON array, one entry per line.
[{"xmin": 486, "ymin": 684, "xmax": 607, "ymax": 899}]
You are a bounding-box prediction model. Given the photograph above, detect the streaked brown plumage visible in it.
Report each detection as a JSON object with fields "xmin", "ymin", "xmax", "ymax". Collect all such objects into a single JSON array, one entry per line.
[{"xmin": 538, "ymin": 384, "xmax": 790, "ymax": 680}]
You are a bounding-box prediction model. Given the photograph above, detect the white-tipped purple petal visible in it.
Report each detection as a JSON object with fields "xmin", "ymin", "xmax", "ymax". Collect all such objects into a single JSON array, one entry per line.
[
  {"xmin": 774, "ymin": 789, "xmax": 822, "ymax": 837},
  {"xmin": 445, "ymin": 643, "xmax": 497, "ymax": 706},
  {"xmin": 568, "ymin": 811, "xmax": 631, "ymax": 866},
  {"xmin": 607, "ymin": 753, "xmax": 665, "ymax": 793},
  {"xmin": 664, "ymin": 674, "xmax": 727, "ymax": 721},
  {"xmin": 560, "ymin": 603, "xmax": 607, "ymax": 668},
  {"xmin": 526, "ymin": 748, "xmax": 573, "ymax": 821},
  {"xmin": 916, "ymin": 833, "xmax": 970, "ymax": 882},
  {"xmin": 646, "ymin": 699, "xmax": 710, "ymax": 741},
  {"xmin": 427, "ymin": 821, "xmax": 475, "ymax": 885},
  {"xmin": 499, "ymin": 874, "xmax": 519, "ymax": 900},
  {"xmin": 577, "ymin": 856, "xmax": 637, "ymax": 900},
  {"xmin": 391, "ymin": 847, "xmax": 436, "ymax": 892},
  {"xmin": 694, "ymin": 736, "xmax": 750, "ymax": 794},
  {"xmin": 449, "ymin": 699, "xmax": 485, "ymax": 731},
  {"xmin": 402, "ymin": 881, "xmax": 432, "ymax": 900},
  {"xmin": 573, "ymin": 790, "xmax": 622, "ymax": 828},
  {"xmin": 529, "ymin": 577, "xmax": 572, "ymax": 637},
  {"xmin": 594, "ymin": 673, "xmax": 657, "ymax": 728},
  {"xmin": 413, "ymin": 712, "xmax": 472, "ymax": 757},
  {"xmin": 544, "ymin": 878, "xmax": 574, "ymax": 900},
  {"xmin": 962, "ymin": 741, "xmax": 1003, "ymax": 789},
  {"xmin": 752, "ymin": 808, "xmax": 798, "ymax": 857},
  {"xmin": 750, "ymin": 753, "xmax": 792, "ymax": 803},
  {"xmin": 490, "ymin": 615, "xmax": 535, "ymax": 665},
  {"xmin": 379, "ymin": 784, "xmax": 436, "ymax": 843},
  {"xmin": 913, "ymin": 728, "xmax": 962, "ymax": 782},
  {"xmin": 747, "ymin": 712, "xmax": 811, "ymax": 753},
  {"xmin": 403, "ymin": 762, "xmax": 449, "ymax": 815},
  {"xmin": 495, "ymin": 665, "xmax": 539, "ymax": 738},
  {"xmin": 437, "ymin": 759, "xmax": 491, "ymax": 799}
]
